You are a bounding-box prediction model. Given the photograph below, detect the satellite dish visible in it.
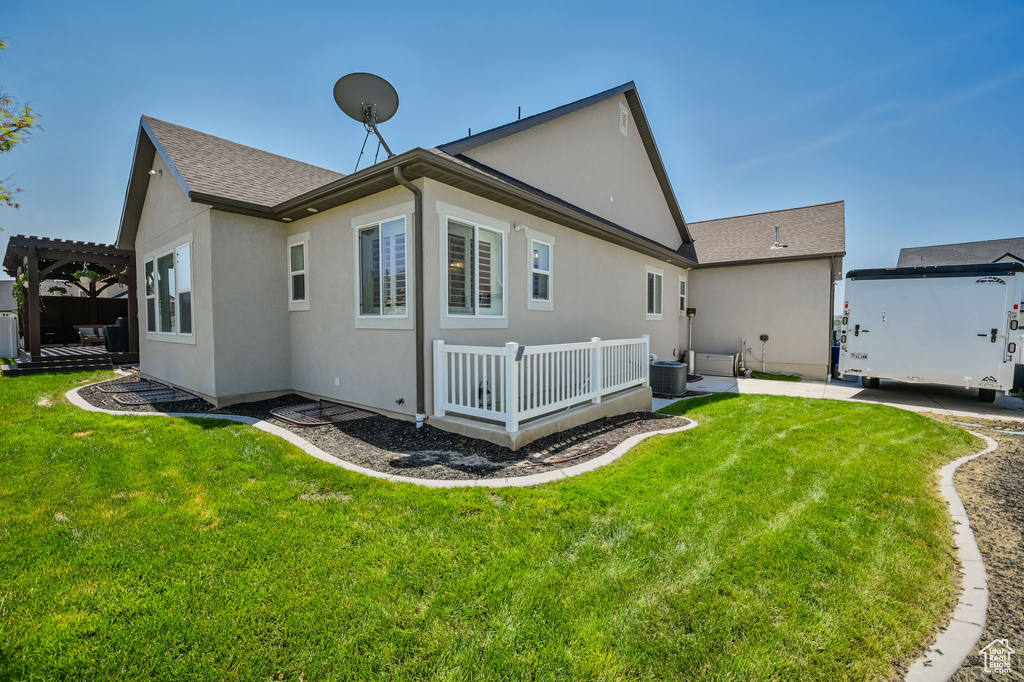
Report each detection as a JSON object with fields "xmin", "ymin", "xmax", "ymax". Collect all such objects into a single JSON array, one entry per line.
[
  {"xmin": 333, "ymin": 73, "xmax": 399, "ymax": 124},
  {"xmin": 334, "ymin": 73, "xmax": 399, "ymax": 169}
]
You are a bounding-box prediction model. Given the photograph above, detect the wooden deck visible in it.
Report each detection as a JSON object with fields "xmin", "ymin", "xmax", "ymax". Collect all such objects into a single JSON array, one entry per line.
[{"xmin": 1, "ymin": 346, "xmax": 138, "ymax": 377}]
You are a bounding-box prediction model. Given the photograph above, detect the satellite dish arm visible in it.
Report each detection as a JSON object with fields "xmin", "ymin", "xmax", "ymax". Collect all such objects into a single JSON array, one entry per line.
[{"xmin": 363, "ymin": 104, "xmax": 395, "ymax": 159}]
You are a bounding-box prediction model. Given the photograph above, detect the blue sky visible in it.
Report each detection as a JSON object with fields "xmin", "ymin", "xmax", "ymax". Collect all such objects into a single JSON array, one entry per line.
[{"xmin": 2, "ymin": 0, "xmax": 1023, "ymax": 295}]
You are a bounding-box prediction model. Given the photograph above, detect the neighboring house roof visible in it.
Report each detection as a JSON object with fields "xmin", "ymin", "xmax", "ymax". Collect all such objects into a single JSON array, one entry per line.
[
  {"xmin": 685, "ymin": 201, "xmax": 846, "ymax": 266},
  {"xmin": 897, "ymin": 237, "xmax": 1024, "ymax": 267},
  {"xmin": 437, "ymin": 81, "xmax": 692, "ymax": 245},
  {"xmin": 0, "ymin": 280, "xmax": 14, "ymax": 312}
]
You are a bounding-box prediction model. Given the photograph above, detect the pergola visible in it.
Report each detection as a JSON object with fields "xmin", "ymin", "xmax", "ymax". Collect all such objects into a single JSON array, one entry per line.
[{"xmin": 2, "ymin": 235, "xmax": 138, "ymax": 360}]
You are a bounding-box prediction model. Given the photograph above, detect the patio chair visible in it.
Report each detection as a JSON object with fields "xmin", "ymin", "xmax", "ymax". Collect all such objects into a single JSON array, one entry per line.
[{"xmin": 75, "ymin": 325, "xmax": 107, "ymax": 346}]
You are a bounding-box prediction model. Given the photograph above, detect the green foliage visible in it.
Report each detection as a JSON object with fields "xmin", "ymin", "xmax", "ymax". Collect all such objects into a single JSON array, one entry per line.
[
  {"xmin": 47, "ymin": 285, "xmax": 67, "ymax": 295},
  {"xmin": 1, "ymin": 39, "xmax": 42, "ymax": 225},
  {"xmin": 0, "ymin": 374, "xmax": 981, "ymax": 680},
  {"xmin": 10, "ymin": 273, "xmax": 26, "ymax": 309}
]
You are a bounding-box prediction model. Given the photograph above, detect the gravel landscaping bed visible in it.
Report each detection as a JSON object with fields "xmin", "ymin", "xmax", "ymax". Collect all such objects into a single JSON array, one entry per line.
[
  {"xmin": 929, "ymin": 416, "xmax": 1024, "ymax": 680},
  {"xmin": 79, "ymin": 377, "xmax": 694, "ymax": 480}
]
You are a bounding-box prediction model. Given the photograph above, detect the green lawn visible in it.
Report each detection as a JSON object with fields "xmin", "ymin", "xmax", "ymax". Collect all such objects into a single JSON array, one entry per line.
[
  {"xmin": 0, "ymin": 372, "xmax": 979, "ymax": 681},
  {"xmin": 751, "ymin": 370, "xmax": 801, "ymax": 382}
]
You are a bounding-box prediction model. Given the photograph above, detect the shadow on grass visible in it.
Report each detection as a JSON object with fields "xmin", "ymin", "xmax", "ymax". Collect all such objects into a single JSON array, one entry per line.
[
  {"xmin": 656, "ymin": 392, "xmax": 741, "ymax": 415},
  {"xmin": 180, "ymin": 416, "xmax": 252, "ymax": 430}
]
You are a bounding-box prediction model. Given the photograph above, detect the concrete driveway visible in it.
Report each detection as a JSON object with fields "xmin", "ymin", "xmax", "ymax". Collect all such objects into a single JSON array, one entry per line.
[{"xmin": 654, "ymin": 375, "xmax": 1024, "ymax": 421}]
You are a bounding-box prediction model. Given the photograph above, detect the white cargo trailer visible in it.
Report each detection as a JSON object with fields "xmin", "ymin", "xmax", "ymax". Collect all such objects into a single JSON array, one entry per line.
[{"xmin": 838, "ymin": 263, "xmax": 1024, "ymax": 402}]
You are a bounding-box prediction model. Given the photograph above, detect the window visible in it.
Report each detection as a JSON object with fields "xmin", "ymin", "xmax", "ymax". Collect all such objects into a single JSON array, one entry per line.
[
  {"xmin": 447, "ymin": 218, "xmax": 504, "ymax": 317},
  {"xmin": 531, "ymin": 239, "xmax": 551, "ymax": 302},
  {"xmin": 157, "ymin": 252, "xmax": 175, "ymax": 333},
  {"xmin": 145, "ymin": 260, "xmax": 155, "ymax": 333},
  {"xmin": 176, "ymin": 244, "xmax": 192, "ymax": 335},
  {"xmin": 678, "ymin": 278, "xmax": 686, "ymax": 316},
  {"xmin": 358, "ymin": 218, "xmax": 407, "ymax": 316},
  {"xmin": 289, "ymin": 242, "xmax": 306, "ymax": 303},
  {"xmin": 646, "ymin": 267, "xmax": 663, "ymax": 319},
  {"xmin": 144, "ymin": 238, "xmax": 194, "ymax": 342}
]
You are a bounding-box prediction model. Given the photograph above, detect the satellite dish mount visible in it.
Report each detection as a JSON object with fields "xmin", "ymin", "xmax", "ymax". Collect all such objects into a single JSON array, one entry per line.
[{"xmin": 334, "ymin": 73, "xmax": 400, "ymax": 171}]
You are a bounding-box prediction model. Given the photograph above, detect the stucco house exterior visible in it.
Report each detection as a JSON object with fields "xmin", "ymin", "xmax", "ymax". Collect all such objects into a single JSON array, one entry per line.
[{"xmin": 115, "ymin": 81, "xmax": 845, "ymax": 445}]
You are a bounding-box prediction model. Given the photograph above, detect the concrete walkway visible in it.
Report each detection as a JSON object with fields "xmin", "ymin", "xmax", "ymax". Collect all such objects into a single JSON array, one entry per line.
[{"xmin": 655, "ymin": 375, "xmax": 1024, "ymax": 420}]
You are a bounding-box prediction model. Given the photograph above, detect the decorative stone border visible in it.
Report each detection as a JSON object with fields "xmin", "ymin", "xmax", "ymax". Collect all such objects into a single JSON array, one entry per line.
[
  {"xmin": 65, "ymin": 382, "xmax": 699, "ymax": 488},
  {"xmin": 904, "ymin": 432, "xmax": 997, "ymax": 682}
]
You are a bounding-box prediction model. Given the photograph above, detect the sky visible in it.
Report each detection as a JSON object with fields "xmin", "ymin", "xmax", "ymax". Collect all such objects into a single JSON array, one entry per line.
[{"xmin": 2, "ymin": 0, "xmax": 1023, "ymax": 307}]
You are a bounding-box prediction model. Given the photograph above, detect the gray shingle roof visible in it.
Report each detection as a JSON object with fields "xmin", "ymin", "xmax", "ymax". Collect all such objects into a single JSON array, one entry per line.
[
  {"xmin": 685, "ymin": 201, "xmax": 845, "ymax": 265},
  {"xmin": 143, "ymin": 116, "xmax": 343, "ymax": 209},
  {"xmin": 897, "ymin": 237, "xmax": 1024, "ymax": 267}
]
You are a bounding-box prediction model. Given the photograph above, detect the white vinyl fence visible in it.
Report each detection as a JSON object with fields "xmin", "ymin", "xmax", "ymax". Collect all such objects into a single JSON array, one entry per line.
[{"xmin": 433, "ymin": 336, "xmax": 650, "ymax": 432}]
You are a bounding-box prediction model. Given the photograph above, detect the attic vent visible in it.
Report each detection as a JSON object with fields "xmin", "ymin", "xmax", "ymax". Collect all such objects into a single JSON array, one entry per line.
[{"xmin": 619, "ymin": 102, "xmax": 628, "ymax": 137}]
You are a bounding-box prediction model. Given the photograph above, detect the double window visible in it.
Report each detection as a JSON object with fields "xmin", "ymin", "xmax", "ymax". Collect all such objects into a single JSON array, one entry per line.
[
  {"xmin": 357, "ymin": 218, "xmax": 407, "ymax": 316},
  {"xmin": 446, "ymin": 218, "xmax": 504, "ymax": 317},
  {"xmin": 145, "ymin": 242, "xmax": 192, "ymax": 337},
  {"xmin": 646, "ymin": 266, "xmax": 663, "ymax": 319}
]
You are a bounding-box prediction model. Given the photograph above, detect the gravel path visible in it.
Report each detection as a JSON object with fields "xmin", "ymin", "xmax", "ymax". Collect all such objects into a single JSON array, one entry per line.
[
  {"xmin": 78, "ymin": 377, "xmax": 695, "ymax": 480},
  {"xmin": 929, "ymin": 416, "xmax": 1024, "ymax": 681}
]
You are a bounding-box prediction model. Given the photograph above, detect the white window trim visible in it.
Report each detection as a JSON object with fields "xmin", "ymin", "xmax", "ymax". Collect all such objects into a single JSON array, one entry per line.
[
  {"xmin": 288, "ymin": 232, "xmax": 310, "ymax": 312},
  {"xmin": 144, "ymin": 260, "xmax": 156, "ymax": 333},
  {"xmin": 678, "ymin": 275, "xmax": 687, "ymax": 317},
  {"xmin": 646, "ymin": 265, "xmax": 664, "ymax": 321},
  {"xmin": 175, "ymin": 244, "xmax": 193, "ymax": 337},
  {"xmin": 352, "ymin": 215, "xmax": 411, "ymax": 323},
  {"xmin": 440, "ymin": 213, "xmax": 509, "ymax": 330},
  {"xmin": 527, "ymin": 229, "xmax": 554, "ymax": 312},
  {"xmin": 142, "ymin": 232, "xmax": 196, "ymax": 345}
]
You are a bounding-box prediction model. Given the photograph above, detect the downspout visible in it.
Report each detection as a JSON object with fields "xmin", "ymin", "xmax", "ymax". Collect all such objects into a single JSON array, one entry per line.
[{"xmin": 393, "ymin": 166, "xmax": 426, "ymax": 427}]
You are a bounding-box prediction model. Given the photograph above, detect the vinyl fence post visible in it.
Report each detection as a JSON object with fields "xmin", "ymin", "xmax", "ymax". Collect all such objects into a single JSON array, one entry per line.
[
  {"xmin": 591, "ymin": 337, "xmax": 602, "ymax": 404},
  {"xmin": 432, "ymin": 339, "xmax": 447, "ymax": 417},
  {"xmin": 642, "ymin": 334, "xmax": 651, "ymax": 387},
  {"xmin": 505, "ymin": 342, "xmax": 520, "ymax": 433}
]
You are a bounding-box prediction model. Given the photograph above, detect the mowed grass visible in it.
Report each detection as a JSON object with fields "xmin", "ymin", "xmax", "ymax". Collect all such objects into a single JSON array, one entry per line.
[{"xmin": 0, "ymin": 373, "xmax": 979, "ymax": 681}]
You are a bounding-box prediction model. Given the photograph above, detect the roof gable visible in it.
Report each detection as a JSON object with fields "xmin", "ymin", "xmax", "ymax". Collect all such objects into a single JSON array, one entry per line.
[
  {"xmin": 116, "ymin": 117, "xmax": 342, "ymax": 248},
  {"xmin": 438, "ymin": 83, "xmax": 690, "ymax": 249},
  {"xmin": 686, "ymin": 201, "xmax": 846, "ymax": 266}
]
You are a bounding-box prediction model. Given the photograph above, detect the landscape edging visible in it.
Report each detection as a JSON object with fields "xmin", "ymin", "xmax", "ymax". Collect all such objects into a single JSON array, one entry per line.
[
  {"xmin": 64, "ymin": 382, "xmax": 699, "ymax": 488},
  {"xmin": 904, "ymin": 432, "xmax": 997, "ymax": 682}
]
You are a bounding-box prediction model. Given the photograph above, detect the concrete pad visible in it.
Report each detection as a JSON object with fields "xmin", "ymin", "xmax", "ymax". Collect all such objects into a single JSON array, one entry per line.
[{"xmin": 905, "ymin": 618, "xmax": 987, "ymax": 682}]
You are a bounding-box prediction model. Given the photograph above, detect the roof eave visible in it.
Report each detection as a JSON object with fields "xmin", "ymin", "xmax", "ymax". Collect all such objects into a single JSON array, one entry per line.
[{"xmin": 694, "ymin": 251, "xmax": 846, "ymax": 268}]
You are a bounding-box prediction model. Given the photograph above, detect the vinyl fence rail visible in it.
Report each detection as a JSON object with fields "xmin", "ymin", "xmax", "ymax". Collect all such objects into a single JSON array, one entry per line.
[{"xmin": 433, "ymin": 335, "xmax": 650, "ymax": 432}]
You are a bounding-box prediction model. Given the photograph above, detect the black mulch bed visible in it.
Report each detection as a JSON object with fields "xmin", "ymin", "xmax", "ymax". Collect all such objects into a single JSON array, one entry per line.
[
  {"xmin": 931, "ymin": 416, "xmax": 1024, "ymax": 681},
  {"xmin": 80, "ymin": 377, "xmax": 694, "ymax": 480},
  {"xmin": 78, "ymin": 371, "xmax": 214, "ymax": 413}
]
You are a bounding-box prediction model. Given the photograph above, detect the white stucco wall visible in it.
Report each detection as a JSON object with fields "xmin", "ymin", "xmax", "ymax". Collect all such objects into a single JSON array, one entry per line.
[
  {"xmin": 462, "ymin": 94, "xmax": 683, "ymax": 251},
  {"xmin": 688, "ymin": 258, "xmax": 837, "ymax": 378},
  {"xmin": 135, "ymin": 154, "xmax": 216, "ymax": 397}
]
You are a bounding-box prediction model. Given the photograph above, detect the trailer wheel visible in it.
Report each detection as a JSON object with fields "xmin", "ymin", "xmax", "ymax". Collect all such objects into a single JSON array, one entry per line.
[
  {"xmin": 861, "ymin": 376, "xmax": 880, "ymax": 389},
  {"xmin": 979, "ymin": 388, "xmax": 997, "ymax": 403}
]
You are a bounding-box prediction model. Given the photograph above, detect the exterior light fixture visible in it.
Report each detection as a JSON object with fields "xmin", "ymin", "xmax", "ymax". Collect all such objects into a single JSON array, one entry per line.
[{"xmin": 307, "ymin": 207, "xmax": 318, "ymax": 213}]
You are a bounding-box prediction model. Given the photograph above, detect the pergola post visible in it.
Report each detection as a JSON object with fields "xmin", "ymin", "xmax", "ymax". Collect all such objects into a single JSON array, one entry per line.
[{"xmin": 26, "ymin": 246, "xmax": 41, "ymax": 359}]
